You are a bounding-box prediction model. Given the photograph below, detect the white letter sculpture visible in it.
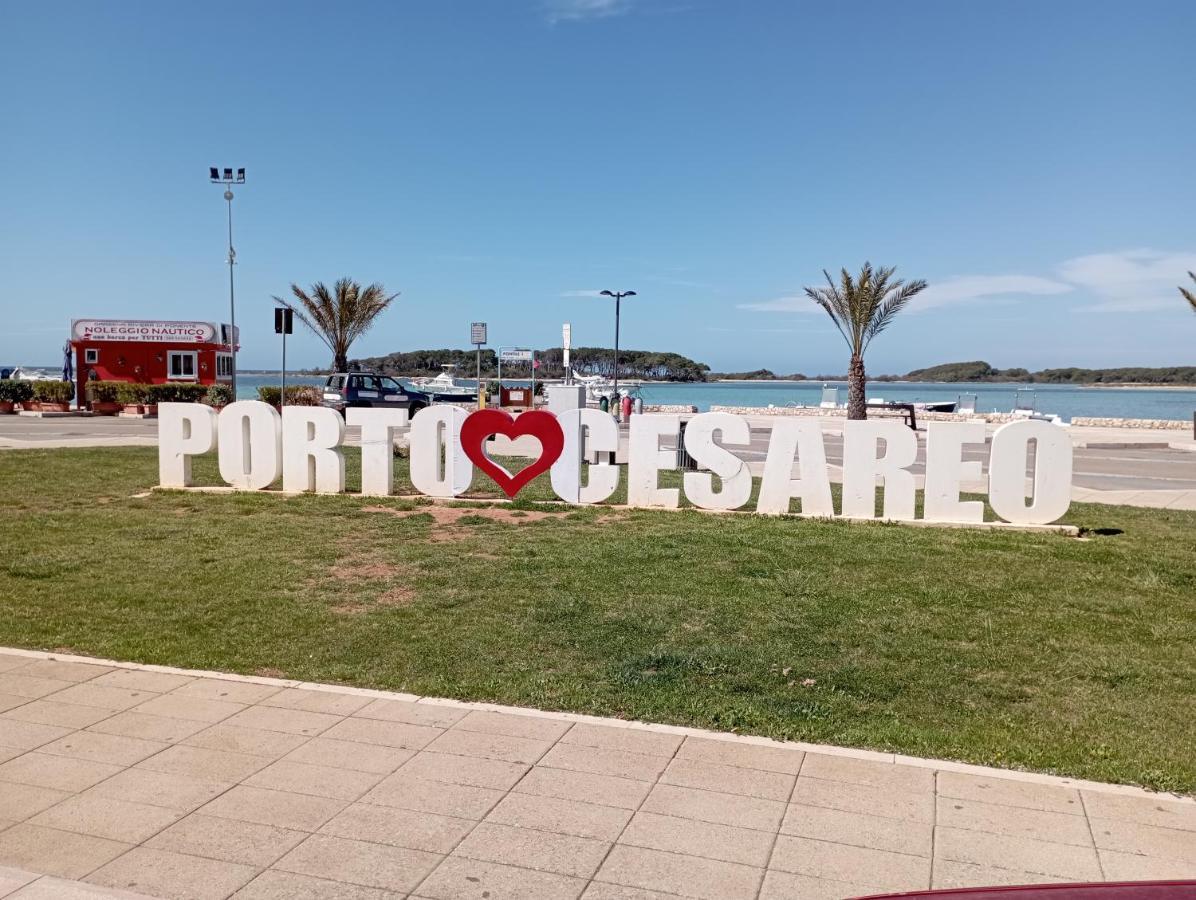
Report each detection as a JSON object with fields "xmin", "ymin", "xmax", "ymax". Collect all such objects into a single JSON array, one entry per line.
[
  {"xmin": 409, "ymin": 405, "xmax": 473, "ymax": 497},
  {"xmin": 282, "ymin": 406, "xmax": 346, "ymax": 494},
  {"xmin": 158, "ymin": 402, "xmax": 218, "ymax": 488},
  {"xmin": 682, "ymin": 412, "xmax": 752, "ymax": 510},
  {"xmin": 756, "ymin": 419, "xmax": 834, "ymax": 517},
  {"xmin": 550, "ymin": 408, "xmax": 620, "ymax": 504},
  {"xmin": 988, "ymin": 419, "xmax": 1073, "ymax": 524},
  {"xmin": 627, "ymin": 414, "xmax": 681, "ymax": 508},
  {"xmin": 217, "ymin": 401, "xmax": 282, "ymax": 491},
  {"xmin": 841, "ymin": 419, "xmax": 918, "ymax": 520},
  {"xmin": 923, "ymin": 421, "xmax": 986, "ymax": 524},
  {"xmin": 347, "ymin": 408, "xmax": 409, "ymax": 497}
]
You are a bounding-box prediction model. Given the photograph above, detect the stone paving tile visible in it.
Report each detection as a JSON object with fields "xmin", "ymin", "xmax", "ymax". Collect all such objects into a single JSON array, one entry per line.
[
  {"xmin": 1090, "ymin": 816, "xmax": 1196, "ymax": 863},
  {"xmin": 0, "ymin": 783, "xmax": 73, "ymax": 822},
  {"xmin": 0, "ymin": 721, "xmax": 72, "ymax": 753},
  {"xmin": 514, "ymin": 766, "xmax": 654, "ymax": 811},
  {"xmin": 791, "ymin": 775, "xmax": 934, "ymax": 823},
  {"xmin": 931, "ymin": 859, "xmax": 1072, "ymax": 889},
  {"xmin": 620, "ymin": 811, "xmax": 772, "ymax": 867},
  {"xmin": 13, "ymin": 875, "xmax": 173, "ymax": 899},
  {"xmin": 168, "ymin": 679, "xmax": 281, "ymax": 705},
  {"xmin": 771, "ymin": 835, "xmax": 930, "ymax": 891},
  {"xmin": 45, "ymin": 685, "xmax": 154, "ymax": 712},
  {"xmin": 937, "ymin": 795, "xmax": 1094, "ymax": 847},
  {"xmin": 321, "ymin": 717, "xmax": 443, "ymax": 750},
  {"xmin": 9, "ymin": 661, "xmax": 112, "ymax": 684},
  {"xmin": 580, "ymin": 884, "xmax": 690, "ymax": 900},
  {"xmin": 0, "ymin": 825, "xmax": 131, "ymax": 880},
  {"xmin": 28, "ymin": 793, "xmax": 183, "ymax": 843},
  {"xmin": 274, "ymin": 833, "xmax": 441, "ymax": 893},
  {"xmin": 86, "ymin": 769, "xmax": 230, "ymax": 813},
  {"xmin": 86, "ymin": 847, "xmax": 258, "ymax": 900},
  {"xmin": 0, "ymin": 865, "xmax": 36, "ymax": 896},
  {"xmin": 934, "ymin": 825, "xmax": 1103, "ymax": 880},
  {"xmin": 660, "ymin": 758, "xmax": 793, "ymax": 801},
  {"xmin": 320, "ymin": 802, "xmax": 474, "ymax": 854},
  {"xmin": 539, "ymin": 743, "xmax": 671, "ymax": 781},
  {"xmin": 145, "ymin": 813, "xmax": 307, "ymax": 867},
  {"xmin": 425, "ymin": 727, "xmax": 554, "ymax": 765},
  {"xmin": 400, "ymin": 750, "xmax": 528, "ymax": 791},
  {"xmin": 1098, "ymin": 848, "xmax": 1196, "ymax": 879},
  {"xmin": 283, "ymin": 738, "xmax": 413, "ymax": 775},
  {"xmin": 675, "ymin": 737, "xmax": 802, "ymax": 775},
  {"xmin": 198, "ymin": 785, "xmax": 347, "ymax": 832},
  {"xmin": 415, "ymin": 855, "xmax": 587, "ymax": 900},
  {"xmin": 560, "ymin": 724, "xmax": 682, "ymax": 758},
  {"xmin": 453, "ymin": 710, "xmax": 571, "ymax": 742},
  {"xmin": 641, "ymin": 783, "xmax": 785, "ymax": 832},
  {"xmin": 453, "ymin": 822, "xmax": 609, "ymax": 879},
  {"xmin": 234, "ymin": 869, "xmax": 403, "ymax": 898},
  {"xmin": 801, "ymin": 753, "xmax": 933, "ymax": 792},
  {"xmin": 484, "ymin": 792, "xmax": 631, "ymax": 841},
  {"xmin": 259, "ymin": 688, "xmax": 372, "ymax": 717},
  {"xmin": 221, "ymin": 705, "xmax": 340, "ymax": 737},
  {"xmin": 1082, "ymin": 789, "xmax": 1196, "ymax": 832},
  {"xmin": 0, "ymin": 747, "xmax": 22, "ymax": 767},
  {"xmin": 136, "ymin": 744, "xmax": 272, "ymax": 783},
  {"xmin": 0, "ymin": 676, "xmax": 73, "ymax": 702},
  {"xmin": 87, "ymin": 670, "xmax": 195, "ymax": 695},
  {"xmin": 363, "ymin": 773, "xmax": 505, "ymax": 819},
  {"xmin": 0, "ymin": 656, "xmax": 31, "ymax": 673},
  {"xmin": 353, "ymin": 698, "xmax": 466, "ymax": 728},
  {"xmin": 245, "ymin": 759, "xmax": 383, "ymax": 801},
  {"xmin": 595, "ymin": 844, "xmax": 761, "ymax": 900},
  {"xmin": 2, "ymin": 701, "xmax": 114, "ymax": 731},
  {"xmin": 0, "ymin": 753, "xmax": 122, "ymax": 793},
  {"xmin": 0, "ymin": 694, "xmax": 28, "ymax": 714},
  {"xmin": 85, "ymin": 713, "xmax": 209, "ymax": 745},
  {"xmin": 37, "ymin": 731, "xmax": 167, "ymax": 767},
  {"xmin": 181, "ymin": 724, "xmax": 307, "ymax": 759},
  {"xmin": 937, "ymin": 770, "xmax": 1083, "ymax": 814},
  {"xmin": 781, "ymin": 802, "xmax": 933, "ymax": 856},
  {"xmin": 130, "ymin": 694, "xmax": 245, "ymax": 725},
  {"xmin": 758, "ymin": 869, "xmax": 879, "ymax": 900}
]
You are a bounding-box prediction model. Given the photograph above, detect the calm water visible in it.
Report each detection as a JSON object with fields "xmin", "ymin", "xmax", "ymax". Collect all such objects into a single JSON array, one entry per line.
[{"xmin": 235, "ymin": 374, "xmax": 1196, "ymax": 422}]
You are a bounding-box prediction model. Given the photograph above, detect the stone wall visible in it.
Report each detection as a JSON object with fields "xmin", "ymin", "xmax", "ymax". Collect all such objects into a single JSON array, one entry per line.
[{"xmin": 1070, "ymin": 416, "xmax": 1190, "ymax": 431}]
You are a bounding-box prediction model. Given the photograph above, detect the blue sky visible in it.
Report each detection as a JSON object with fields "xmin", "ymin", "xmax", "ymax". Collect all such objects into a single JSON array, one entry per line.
[{"xmin": 2, "ymin": 0, "xmax": 1194, "ymax": 374}]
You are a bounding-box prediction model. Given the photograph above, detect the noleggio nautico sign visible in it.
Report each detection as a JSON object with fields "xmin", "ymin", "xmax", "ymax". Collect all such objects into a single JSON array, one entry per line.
[{"xmin": 157, "ymin": 401, "xmax": 1073, "ymax": 525}]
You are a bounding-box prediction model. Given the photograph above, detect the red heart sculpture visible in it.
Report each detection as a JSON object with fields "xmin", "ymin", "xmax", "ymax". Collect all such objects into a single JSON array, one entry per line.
[{"xmin": 459, "ymin": 409, "xmax": 565, "ymax": 499}]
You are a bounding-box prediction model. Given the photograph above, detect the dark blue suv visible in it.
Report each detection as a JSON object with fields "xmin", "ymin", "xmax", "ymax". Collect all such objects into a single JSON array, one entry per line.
[{"xmin": 321, "ymin": 372, "xmax": 429, "ymax": 415}]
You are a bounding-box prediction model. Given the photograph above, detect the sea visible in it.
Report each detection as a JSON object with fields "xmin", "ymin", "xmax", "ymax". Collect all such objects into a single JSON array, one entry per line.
[{"xmin": 235, "ymin": 373, "xmax": 1196, "ymax": 422}]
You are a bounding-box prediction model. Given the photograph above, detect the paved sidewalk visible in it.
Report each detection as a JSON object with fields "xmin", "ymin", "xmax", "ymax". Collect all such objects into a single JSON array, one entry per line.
[{"xmin": 0, "ymin": 649, "xmax": 1194, "ymax": 900}]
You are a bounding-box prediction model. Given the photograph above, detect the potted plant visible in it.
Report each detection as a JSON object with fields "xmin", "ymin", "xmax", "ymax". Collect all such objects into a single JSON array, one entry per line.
[
  {"xmin": 116, "ymin": 382, "xmax": 149, "ymax": 414},
  {"xmin": 257, "ymin": 385, "xmax": 282, "ymax": 410},
  {"xmin": 0, "ymin": 380, "xmax": 22, "ymax": 414},
  {"xmin": 7, "ymin": 380, "xmax": 35, "ymax": 412},
  {"xmin": 145, "ymin": 383, "xmax": 170, "ymax": 416},
  {"xmin": 33, "ymin": 380, "xmax": 74, "ymax": 413},
  {"xmin": 205, "ymin": 383, "xmax": 234, "ymax": 410},
  {"xmin": 86, "ymin": 381, "xmax": 122, "ymax": 415}
]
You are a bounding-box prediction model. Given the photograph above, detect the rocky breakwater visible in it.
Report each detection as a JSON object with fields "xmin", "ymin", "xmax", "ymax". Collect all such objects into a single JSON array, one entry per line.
[{"xmin": 1070, "ymin": 416, "xmax": 1190, "ymax": 430}]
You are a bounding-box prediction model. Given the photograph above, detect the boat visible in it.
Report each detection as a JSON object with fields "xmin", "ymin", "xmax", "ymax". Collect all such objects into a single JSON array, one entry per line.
[
  {"xmin": 1010, "ymin": 388, "xmax": 1066, "ymax": 426},
  {"xmin": 915, "ymin": 400, "xmax": 957, "ymax": 413},
  {"xmin": 406, "ymin": 365, "xmax": 477, "ymax": 402},
  {"xmin": 0, "ymin": 366, "xmax": 56, "ymax": 381}
]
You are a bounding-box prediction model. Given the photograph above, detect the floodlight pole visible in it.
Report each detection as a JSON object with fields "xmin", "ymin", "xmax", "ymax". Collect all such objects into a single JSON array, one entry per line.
[
  {"xmin": 600, "ymin": 290, "xmax": 636, "ymax": 412},
  {"xmin": 211, "ymin": 167, "xmax": 245, "ymax": 396}
]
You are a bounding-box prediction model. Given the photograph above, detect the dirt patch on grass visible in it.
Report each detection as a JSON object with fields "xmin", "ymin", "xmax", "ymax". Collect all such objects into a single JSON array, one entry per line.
[
  {"xmin": 329, "ymin": 561, "xmax": 406, "ymax": 580},
  {"xmin": 361, "ymin": 504, "xmax": 567, "ymax": 524},
  {"xmin": 331, "ymin": 584, "xmax": 416, "ymax": 615}
]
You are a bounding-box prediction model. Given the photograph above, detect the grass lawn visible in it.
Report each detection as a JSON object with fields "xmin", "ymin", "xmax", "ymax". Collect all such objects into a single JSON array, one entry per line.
[{"xmin": 1, "ymin": 445, "xmax": 1194, "ymax": 794}]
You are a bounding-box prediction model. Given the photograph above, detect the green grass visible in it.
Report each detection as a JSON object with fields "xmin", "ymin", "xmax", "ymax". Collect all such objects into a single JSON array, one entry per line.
[{"xmin": 1, "ymin": 446, "xmax": 1194, "ymax": 793}]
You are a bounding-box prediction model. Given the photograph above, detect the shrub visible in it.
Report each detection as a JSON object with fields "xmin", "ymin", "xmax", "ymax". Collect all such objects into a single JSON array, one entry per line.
[
  {"xmin": 0, "ymin": 380, "xmax": 34, "ymax": 403},
  {"xmin": 145, "ymin": 383, "xmax": 173, "ymax": 404},
  {"xmin": 205, "ymin": 384, "xmax": 235, "ymax": 407},
  {"xmin": 145, "ymin": 383, "xmax": 206, "ymax": 403},
  {"xmin": 85, "ymin": 381, "xmax": 122, "ymax": 403},
  {"xmin": 32, "ymin": 381, "xmax": 74, "ymax": 404},
  {"xmin": 258, "ymin": 385, "xmax": 322, "ymax": 406},
  {"xmin": 257, "ymin": 386, "xmax": 281, "ymax": 405},
  {"xmin": 115, "ymin": 382, "xmax": 150, "ymax": 405}
]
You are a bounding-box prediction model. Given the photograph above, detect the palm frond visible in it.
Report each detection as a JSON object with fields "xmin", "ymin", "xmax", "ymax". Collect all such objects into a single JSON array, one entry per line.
[{"xmin": 1181, "ymin": 271, "xmax": 1196, "ymax": 313}]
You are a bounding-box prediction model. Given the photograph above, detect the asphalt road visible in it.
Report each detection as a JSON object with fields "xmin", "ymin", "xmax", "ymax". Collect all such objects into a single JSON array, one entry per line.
[{"xmin": 3, "ymin": 414, "xmax": 1194, "ymax": 492}]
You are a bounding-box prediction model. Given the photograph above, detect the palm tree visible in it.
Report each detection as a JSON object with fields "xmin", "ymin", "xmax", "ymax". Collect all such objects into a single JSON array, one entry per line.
[
  {"xmin": 805, "ymin": 263, "xmax": 927, "ymax": 420},
  {"xmin": 1181, "ymin": 271, "xmax": 1196, "ymax": 313},
  {"xmin": 274, "ymin": 278, "xmax": 398, "ymax": 372}
]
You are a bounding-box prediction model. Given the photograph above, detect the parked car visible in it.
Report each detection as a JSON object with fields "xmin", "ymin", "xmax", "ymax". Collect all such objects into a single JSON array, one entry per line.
[{"xmin": 321, "ymin": 372, "xmax": 429, "ymax": 415}]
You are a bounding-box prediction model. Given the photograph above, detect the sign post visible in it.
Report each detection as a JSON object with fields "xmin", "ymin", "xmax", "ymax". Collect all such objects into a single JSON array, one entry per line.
[
  {"xmin": 471, "ymin": 322, "xmax": 487, "ymax": 409},
  {"xmin": 562, "ymin": 323, "xmax": 572, "ymax": 384},
  {"xmin": 275, "ymin": 307, "xmax": 293, "ymax": 407}
]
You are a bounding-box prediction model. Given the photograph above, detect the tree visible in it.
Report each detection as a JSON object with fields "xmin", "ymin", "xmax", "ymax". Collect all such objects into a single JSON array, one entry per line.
[
  {"xmin": 805, "ymin": 263, "xmax": 927, "ymax": 419},
  {"xmin": 274, "ymin": 278, "xmax": 398, "ymax": 372},
  {"xmin": 1181, "ymin": 271, "xmax": 1196, "ymax": 313}
]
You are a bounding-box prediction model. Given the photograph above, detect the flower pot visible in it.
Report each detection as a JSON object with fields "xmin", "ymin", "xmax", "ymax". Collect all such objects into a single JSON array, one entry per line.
[
  {"xmin": 93, "ymin": 401, "xmax": 120, "ymax": 416},
  {"xmin": 143, "ymin": 404, "xmax": 158, "ymax": 417},
  {"xmin": 0, "ymin": 401, "xmax": 14, "ymax": 414},
  {"xmin": 121, "ymin": 403, "xmax": 144, "ymax": 415},
  {"xmin": 40, "ymin": 402, "xmax": 69, "ymax": 413},
  {"xmin": 21, "ymin": 401, "xmax": 39, "ymax": 412}
]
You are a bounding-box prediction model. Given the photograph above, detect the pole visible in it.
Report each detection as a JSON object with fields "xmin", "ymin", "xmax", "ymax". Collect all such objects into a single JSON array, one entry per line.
[
  {"xmin": 530, "ymin": 351, "xmax": 536, "ymax": 403},
  {"xmin": 613, "ymin": 294, "xmax": 620, "ymax": 414},
  {"xmin": 225, "ymin": 190, "xmax": 238, "ymax": 397},
  {"xmin": 476, "ymin": 346, "xmax": 482, "ymax": 410},
  {"xmin": 281, "ymin": 329, "xmax": 287, "ymax": 408}
]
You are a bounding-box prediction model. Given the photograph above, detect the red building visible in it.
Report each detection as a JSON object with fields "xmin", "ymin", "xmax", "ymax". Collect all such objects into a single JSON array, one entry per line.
[{"xmin": 69, "ymin": 319, "xmax": 236, "ymax": 399}]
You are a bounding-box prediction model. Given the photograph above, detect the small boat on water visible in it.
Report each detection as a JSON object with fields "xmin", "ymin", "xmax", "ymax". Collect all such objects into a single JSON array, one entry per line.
[
  {"xmin": 915, "ymin": 400, "xmax": 957, "ymax": 413},
  {"xmin": 1010, "ymin": 388, "xmax": 1066, "ymax": 426},
  {"xmin": 406, "ymin": 365, "xmax": 477, "ymax": 402},
  {"xmin": 0, "ymin": 366, "xmax": 56, "ymax": 381}
]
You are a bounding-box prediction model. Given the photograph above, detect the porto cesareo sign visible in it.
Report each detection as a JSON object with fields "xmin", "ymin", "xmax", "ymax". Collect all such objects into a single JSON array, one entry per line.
[{"xmin": 158, "ymin": 401, "xmax": 1073, "ymax": 526}]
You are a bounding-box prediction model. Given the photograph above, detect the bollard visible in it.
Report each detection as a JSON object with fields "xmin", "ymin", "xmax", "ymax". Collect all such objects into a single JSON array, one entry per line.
[{"xmin": 676, "ymin": 419, "xmax": 697, "ymax": 470}]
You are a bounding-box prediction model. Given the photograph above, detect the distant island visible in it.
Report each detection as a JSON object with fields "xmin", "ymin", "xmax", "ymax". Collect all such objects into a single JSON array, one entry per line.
[{"xmin": 287, "ymin": 351, "xmax": 1196, "ymax": 387}]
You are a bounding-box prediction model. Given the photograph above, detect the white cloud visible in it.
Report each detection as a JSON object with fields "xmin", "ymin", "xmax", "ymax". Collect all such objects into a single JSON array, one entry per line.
[
  {"xmin": 543, "ymin": 0, "xmax": 632, "ymax": 23},
  {"xmin": 1055, "ymin": 249, "xmax": 1196, "ymax": 312},
  {"xmin": 736, "ymin": 295, "xmax": 820, "ymax": 313},
  {"xmin": 911, "ymin": 274, "xmax": 1073, "ymax": 311},
  {"xmin": 560, "ymin": 289, "xmax": 607, "ymax": 298}
]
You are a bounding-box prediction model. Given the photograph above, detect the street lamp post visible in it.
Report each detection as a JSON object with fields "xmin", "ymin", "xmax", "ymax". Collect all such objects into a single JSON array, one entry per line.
[
  {"xmin": 599, "ymin": 290, "xmax": 636, "ymax": 409},
  {"xmin": 209, "ymin": 167, "xmax": 245, "ymax": 396}
]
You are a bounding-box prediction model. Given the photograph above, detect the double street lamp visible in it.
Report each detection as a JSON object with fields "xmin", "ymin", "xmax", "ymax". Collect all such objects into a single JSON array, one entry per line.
[
  {"xmin": 599, "ymin": 290, "xmax": 636, "ymax": 405},
  {"xmin": 209, "ymin": 167, "xmax": 245, "ymax": 395}
]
